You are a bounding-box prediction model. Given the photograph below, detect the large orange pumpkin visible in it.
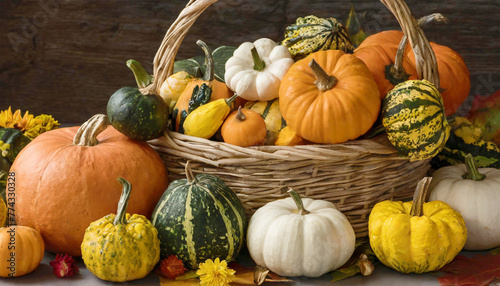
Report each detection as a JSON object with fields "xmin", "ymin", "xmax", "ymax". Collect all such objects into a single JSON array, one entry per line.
[
  {"xmin": 279, "ymin": 50, "xmax": 380, "ymax": 144},
  {"xmin": 0, "ymin": 226, "xmax": 44, "ymax": 277},
  {"xmin": 11, "ymin": 114, "xmax": 168, "ymax": 256},
  {"xmin": 354, "ymin": 30, "xmax": 470, "ymax": 116}
]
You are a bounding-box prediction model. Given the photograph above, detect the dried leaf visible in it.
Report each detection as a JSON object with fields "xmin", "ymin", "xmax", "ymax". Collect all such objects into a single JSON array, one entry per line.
[
  {"xmin": 331, "ymin": 238, "xmax": 377, "ymax": 283},
  {"xmin": 467, "ymin": 90, "xmax": 500, "ymax": 145},
  {"xmin": 228, "ymin": 263, "xmax": 294, "ymax": 285},
  {"xmin": 438, "ymin": 254, "xmax": 500, "ymax": 286}
]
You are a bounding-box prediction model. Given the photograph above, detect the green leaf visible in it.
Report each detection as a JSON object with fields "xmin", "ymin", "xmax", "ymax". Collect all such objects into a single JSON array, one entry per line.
[
  {"xmin": 173, "ymin": 46, "xmax": 236, "ymax": 83},
  {"xmin": 212, "ymin": 46, "xmax": 236, "ymax": 82},
  {"xmin": 331, "ymin": 265, "xmax": 361, "ymax": 283},
  {"xmin": 0, "ymin": 128, "xmax": 32, "ymax": 163},
  {"xmin": 345, "ymin": 5, "xmax": 368, "ymax": 47}
]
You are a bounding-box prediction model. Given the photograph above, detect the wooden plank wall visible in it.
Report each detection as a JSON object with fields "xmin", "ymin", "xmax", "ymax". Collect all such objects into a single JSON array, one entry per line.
[{"xmin": 1, "ymin": 0, "xmax": 499, "ymax": 123}]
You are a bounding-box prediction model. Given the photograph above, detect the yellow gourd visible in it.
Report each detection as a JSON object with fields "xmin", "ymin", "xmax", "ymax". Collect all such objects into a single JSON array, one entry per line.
[
  {"xmin": 275, "ymin": 126, "xmax": 304, "ymax": 146},
  {"xmin": 368, "ymin": 177, "xmax": 467, "ymax": 274},
  {"xmin": 81, "ymin": 178, "xmax": 160, "ymax": 282},
  {"xmin": 245, "ymin": 99, "xmax": 286, "ymax": 145},
  {"xmin": 183, "ymin": 93, "xmax": 238, "ymax": 139}
]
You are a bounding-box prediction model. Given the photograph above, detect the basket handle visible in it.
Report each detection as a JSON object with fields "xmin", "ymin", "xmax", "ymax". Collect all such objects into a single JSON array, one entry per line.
[
  {"xmin": 140, "ymin": 0, "xmax": 218, "ymax": 96},
  {"xmin": 380, "ymin": 0, "xmax": 440, "ymax": 88}
]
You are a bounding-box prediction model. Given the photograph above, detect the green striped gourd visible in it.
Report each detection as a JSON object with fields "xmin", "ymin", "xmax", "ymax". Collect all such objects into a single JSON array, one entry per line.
[
  {"xmin": 282, "ymin": 15, "xmax": 354, "ymax": 60},
  {"xmin": 432, "ymin": 117, "xmax": 500, "ymax": 168},
  {"xmin": 151, "ymin": 162, "xmax": 247, "ymax": 269},
  {"xmin": 382, "ymin": 79, "xmax": 450, "ymax": 160},
  {"xmin": 245, "ymin": 99, "xmax": 286, "ymax": 145}
]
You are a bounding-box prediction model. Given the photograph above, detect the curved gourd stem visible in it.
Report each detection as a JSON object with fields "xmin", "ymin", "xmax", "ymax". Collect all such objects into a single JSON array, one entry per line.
[
  {"xmin": 288, "ymin": 188, "xmax": 310, "ymax": 215},
  {"xmin": 197, "ymin": 40, "xmax": 214, "ymax": 82},
  {"xmin": 127, "ymin": 59, "xmax": 154, "ymax": 89},
  {"xmin": 235, "ymin": 106, "xmax": 246, "ymax": 121},
  {"xmin": 409, "ymin": 177, "xmax": 432, "ymax": 217},
  {"xmin": 185, "ymin": 160, "xmax": 198, "ymax": 183},
  {"xmin": 392, "ymin": 13, "xmax": 448, "ymax": 79},
  {"xmin": 113, "ymin": 177, "xmax": 132, "ymax": 226},
  {"xmin": 73, "ymin": 114, "xmax": 110, "ymax": 147},
  {"xmin": 463, "ymin": 153, "xmax": 486, "ymax": 181},
  {"xmin": 380, "ymin": 0, "xmax": 440, "ymax": 88},
  {"xmin": 309, "ymin": 59, "xmax": 338, "ymax": 91},
  {"xmin": 251, "ymin": 47, "xmax": 266, "ymax": 71}
]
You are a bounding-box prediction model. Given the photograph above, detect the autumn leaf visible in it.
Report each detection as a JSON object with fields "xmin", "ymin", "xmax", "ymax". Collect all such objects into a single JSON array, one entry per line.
[
  {"xmin": 467, "ymin": 89, "xmax": 500, "ymax": 145},
  {"xmin": 438, "ymin": 253, "xmax": 500, "ymax": 286},
  {"xmin": 331, "ymin": 238, "xmax": 377, "ymax": 283}
]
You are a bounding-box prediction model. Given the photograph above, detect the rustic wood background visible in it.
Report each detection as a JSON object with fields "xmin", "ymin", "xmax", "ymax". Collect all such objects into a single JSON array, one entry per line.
[{"xmin": 1, "ymin": 0, "xmax": 499, "ymax": 123}]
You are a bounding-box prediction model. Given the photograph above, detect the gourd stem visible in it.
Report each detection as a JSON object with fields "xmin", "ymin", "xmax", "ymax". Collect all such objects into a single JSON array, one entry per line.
[
  {"xmin": 251, "ymin": 47, "xmax": 266, "ymax": 71},
  {"xmin": 309, "ymin": 59, "xmax": 338, "ymax": 91},
  {"xmin": 388, "ymin": 14, "xmax": 447, "ymax": 85},
  {"xmin": 197, "ymin": 40, "xmax": 214, "ymax": 82},
  {"xmin": 287, "ymin": 188, "xmax": 310, "ymax": 215},
  {"xmin": 235, "ymin": 106, "xmax": 246, "ymax": 121},
  {"xmin": 113, "ymin": 177, "xmax": 132, "ymax": 226},
  {"xmin": 225, "ymin": 93, "xmax": 239, "ymax": 107},
  {"xmin": 73, "ymin": 114, "xmax": 110, "ymax": 146},
  {"xmin": 127, "ymin": 59, "xmax": 154, "ymax": 89},
  {"xmin": 463, "ymin": 153, "xmax": 486, "ymax": 181},
  {"xmin": 409, "ymin": 177, "xmax": 432, "ymax": 217},
  {"xmin": 185, "ymin": 161, "xmax": 198, "ymax": 184}
]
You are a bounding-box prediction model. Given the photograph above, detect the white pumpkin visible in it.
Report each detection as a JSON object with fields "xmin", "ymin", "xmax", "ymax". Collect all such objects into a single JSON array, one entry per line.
[
  {"xmin": 428, "ymin": 154, "xmax": 500, "ymax": 250},
  {"xmin": 247, "ymin": 189, "xmax": 356, "ymax": 278},
  {"xmin": 225, "ymin": 38, "xmax": 294, "ymax": 101}
]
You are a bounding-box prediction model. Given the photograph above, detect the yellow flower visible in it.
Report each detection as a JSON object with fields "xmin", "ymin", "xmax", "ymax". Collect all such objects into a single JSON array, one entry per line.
[
  {"xmin": 0, "ymin": 106, "xmax": 34, "ymax": 131},
  {"xmin": 0, "ymin": 107, "xmax": 59, "ymax": 139},
  {"xmin": 196, "ymin": 258, "xmax": 236, "ymax": 286},
  {"xmin": 24, "ymin": 114, "xmax": 60, "ymax": 139}
]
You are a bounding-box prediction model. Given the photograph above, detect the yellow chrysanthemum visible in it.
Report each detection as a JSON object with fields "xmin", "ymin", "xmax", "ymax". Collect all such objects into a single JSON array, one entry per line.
[
  {"xmin": 196, "ymin": 258, "xmax": 236, "ymax": 286},
  {"xmin": 0, "ymin": 106, "xmax": 34, "ymax": 131},
  {"xmin": 0, "ymin": 107, "xmax": 59, "ymax": 139},
  {"xmin": 24, "ymin": 114, "xmax": 60, "ymax": 139}
]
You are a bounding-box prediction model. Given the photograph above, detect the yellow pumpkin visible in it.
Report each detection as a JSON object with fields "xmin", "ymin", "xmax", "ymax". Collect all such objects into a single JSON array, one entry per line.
[{"xmin": 368, "ymin": 177, "xmax": 467, "ymax": 273}]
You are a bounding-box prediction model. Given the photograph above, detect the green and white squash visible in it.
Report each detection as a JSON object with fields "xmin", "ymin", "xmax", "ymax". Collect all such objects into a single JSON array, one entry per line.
[
  {"xmin": 245, "ymin": 99, "xmax": 286, "ymax": 145},
  {"xmin": 151, "ymin": 162, "xmax": 247, "ymax": 269},
  {"xmin": 382, "ymin": 79, "xmax": 450, "ymax": 160},
  {"xmin": 107, "ymin": 60, "xmax": 169, "ymax": 141},
  {"xmin": 282, "ymin": 15, "xmax": 354, "ymax": 60}
]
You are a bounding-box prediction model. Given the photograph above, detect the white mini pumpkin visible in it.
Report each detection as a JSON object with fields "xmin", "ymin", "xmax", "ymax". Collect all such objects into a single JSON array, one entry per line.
[
  {"xmin": 247, "ymin": 189, "xmax": 356, "ymax": 277},
  {"xmin": 225, "ymin": 38, "xmax": 294, "ymax": 101},
  {"xmin": 428, "ymin": 154, "xmax": 500, "ymax": 250}
]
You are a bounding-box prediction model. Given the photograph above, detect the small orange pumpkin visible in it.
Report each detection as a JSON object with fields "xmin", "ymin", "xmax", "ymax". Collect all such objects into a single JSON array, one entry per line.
[
  {"xmin": 0, "ymin": 226, "xmax": 44, "ymax": 277},
  {"xmin": 11, "ymin": 114, "xmax": 168, "ymax": 256},
  {"xmin": 279, "ymin": 50, "xmax": 380, "ymax": 144},
  {"xmin": 221, "ymin": 106, "xmax": 267, "ymax": 147}
]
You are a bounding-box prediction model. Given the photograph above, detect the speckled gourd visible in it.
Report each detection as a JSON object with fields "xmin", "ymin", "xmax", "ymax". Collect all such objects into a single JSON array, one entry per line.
[{"xmin": 81, "ymin": 178, "xmax": 160, "ymax": 282}]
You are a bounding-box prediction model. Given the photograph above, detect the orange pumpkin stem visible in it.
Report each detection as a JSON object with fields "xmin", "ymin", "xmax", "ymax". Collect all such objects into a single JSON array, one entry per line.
[
  {"xmin": 409, "ymin": 177, "xmax": 432, "ymax": 217},
  {"xmin": 235, "ymin": 106, "xmax": 246, "ymax": 121},
  {"xmin": 309, "ymin": 59, "xmax": 338, "ymax": 91},
  {"xmin": 73, "ymin": 114, "xmax": 110, "ymax": 147}
]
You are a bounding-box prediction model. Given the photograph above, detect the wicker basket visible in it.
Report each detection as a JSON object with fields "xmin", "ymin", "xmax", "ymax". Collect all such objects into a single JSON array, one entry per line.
[{"xmin": 146, "ymin": 0, "xmax": 439, "ymax": 238}]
